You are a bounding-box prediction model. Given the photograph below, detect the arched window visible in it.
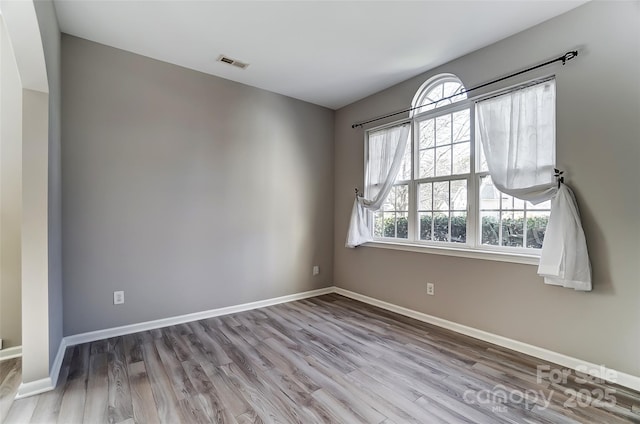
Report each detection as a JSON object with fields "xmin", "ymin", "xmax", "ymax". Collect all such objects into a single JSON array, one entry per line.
[
  {"xmin": 366, "ymin": 73, "xmax": 551, "ymax": 253},
  {"xmin": 411, "ymin": 74, "xmax": 467, "ymax": 115}
]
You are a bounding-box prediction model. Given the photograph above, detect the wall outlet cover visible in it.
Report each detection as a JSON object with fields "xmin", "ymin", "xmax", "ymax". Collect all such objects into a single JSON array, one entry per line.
[
  {"xmin": 113, "ymin": 291, "xmax": 125, "ymax": 305},
  {"xmin": 426, "ymin": 283, "xmax": 435, "ymax": 296}
]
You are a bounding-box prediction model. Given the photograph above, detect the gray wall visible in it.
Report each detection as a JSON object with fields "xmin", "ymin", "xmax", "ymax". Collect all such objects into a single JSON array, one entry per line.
[
  {"xmin": 0, "ymin": 18, "xmax": 23, "ymax": 349},
  {"xmin": 34, "ymin": 0, "xmax": 63, "ymax": 371},
  {"xmin": 62, "ymin": 36, "xmax": 334, "ymax": 335},
  {"xmin": 334, "ymin": 1, "xmax": 640, "ymax": 376}
]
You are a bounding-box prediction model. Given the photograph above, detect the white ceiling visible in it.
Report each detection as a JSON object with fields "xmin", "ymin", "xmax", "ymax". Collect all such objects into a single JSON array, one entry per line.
[{"xmin": 53, "ymin": 0, "xmax": 587, "ymax": 110}]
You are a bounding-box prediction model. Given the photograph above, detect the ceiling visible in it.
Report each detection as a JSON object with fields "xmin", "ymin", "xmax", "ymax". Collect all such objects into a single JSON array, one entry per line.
[{"xmin": 53, "ymin": 0, "xmax": 587, "ymax": 110}]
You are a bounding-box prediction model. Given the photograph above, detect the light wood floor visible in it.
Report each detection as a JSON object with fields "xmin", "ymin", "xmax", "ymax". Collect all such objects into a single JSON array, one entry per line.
[{"xmin": 3, "ymin": 294, "xmax": 640, "ymax": 423}]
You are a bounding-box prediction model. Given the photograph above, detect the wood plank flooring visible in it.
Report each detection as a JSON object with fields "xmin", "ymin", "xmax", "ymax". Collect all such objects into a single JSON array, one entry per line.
[{"xmin": 3, "ymin": 294, "xmax": 640, "ymax": 423}]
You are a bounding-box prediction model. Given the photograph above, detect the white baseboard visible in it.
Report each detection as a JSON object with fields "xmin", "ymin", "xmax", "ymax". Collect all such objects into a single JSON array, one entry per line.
[
  {"xmin": 15, "ymin": 376, "xmax": 54, "ymax": 399},
  {"xmin": 64, "ymin": 286, "xmax": 335, "ymax": 347},
  {"xmin": 14, "ymin": 339, "xmax": 67, "ymax": 399},
  {"xmin": 0, "ymin": 345, "xmax": 22, "ymax": 361},
  {"xmin": 333, "ymin": 287, "xmax": 640, "ymax": 392},
  {"xmin": 18, "ymin": 284, "xmax": 640, "ymax": 398},
  {"xmin": 16, "ymin": 287, "xmax": 333, "ymax": 398},
  {"xmin": 49, "ymin": 338, "xmax": 68, "ymax": 389}
]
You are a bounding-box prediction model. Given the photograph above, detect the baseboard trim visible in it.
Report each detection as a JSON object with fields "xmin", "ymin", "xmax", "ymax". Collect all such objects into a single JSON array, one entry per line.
[
  {"xmin": 21, "ymin": 284, "xmax": 640, "ymax": 398},
  {"xmin": 17, "ymin": 287, "xmax": 333, "ymax": 398},
  {"xmin": 14, "ymin": 339, "xmax": 67, "ymax": 399},
  {"xmin": 64, "ymin": 286, "xmax": 334, "ymax": 347},
  {"xmin": 333, "ymin": 287, "xmax": 640, "ymax": 392},
  {"xmin": 15, "ymin": 376, "xmax": 54, "ymax": 399},
  {"xmin": 49, "ymin": 338, "xmax": 68, "ymax": 389},
  {"xmin": 0, "ymin": 345, "xmax": 22, "ymax": 361}
]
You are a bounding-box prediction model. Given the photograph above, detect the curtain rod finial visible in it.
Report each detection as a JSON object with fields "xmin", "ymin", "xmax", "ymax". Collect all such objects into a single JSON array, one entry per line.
[{"xmin": 562, "ymin": 50, "xmax": 578, "ymax": 65}]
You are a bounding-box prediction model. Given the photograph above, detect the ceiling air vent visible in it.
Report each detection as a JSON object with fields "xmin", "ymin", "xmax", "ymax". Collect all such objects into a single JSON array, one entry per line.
[{"xmin": 217, "ymin": 55, "xmax": 249, "ymax": 70}]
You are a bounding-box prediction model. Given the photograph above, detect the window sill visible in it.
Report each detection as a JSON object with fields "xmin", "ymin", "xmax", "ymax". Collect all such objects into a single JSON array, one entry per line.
[{"xmin": 362, "ymin": 241, "xmax": 540, "ymax": 266}]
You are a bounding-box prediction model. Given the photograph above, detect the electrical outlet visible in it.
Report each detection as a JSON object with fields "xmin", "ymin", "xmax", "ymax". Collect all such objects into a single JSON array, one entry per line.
[
  {"xmin": 313, "ymin": 265, "xmax": 320, "ymax": 276},
  {"xmin": 426, "ymin": 283, "xmax": 435, "ymax": 296},
  {"xmin": 113, "ymin": 291, "xmax": 125, "ymax": 305}
]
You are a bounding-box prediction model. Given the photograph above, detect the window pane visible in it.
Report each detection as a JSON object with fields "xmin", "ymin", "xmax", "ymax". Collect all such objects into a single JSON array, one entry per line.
[
  {"xmin": 500, "ymin": 192, "xmax": 512, "ymax": 209},
  {"xmin": 433, "ymin": 181, "xmax": 449, "ymax": 211},
  {"xmin": 452, "ymin": 110, "xmax": 470, "ymax": 142},
  {"xmin": 501, "ymin": 211, "xmax": 524, "ymax": 247},
  {"xmin": 443, "ymin": 82, "xmax": 462, "ymax": 98},
  {"xmin": 383, "ymin": 212, "xmax": 396, "ymax": 237},
  {"xmin": 382, "ymin": 189, "xmax": 394, "ymax": 211},
  {"xmin": 418, "ymin": 183, "xmax": 432, "ymax": 210},
  {"xmin": 450, "ymin": 180, "xmax": 467, "ymax": 210},
  {"xmin": 513, "ymin": 196, "xmax": 525, "ymax": 209},
  {"xmin": 481, "ymin": 212, "xmax": 499, "ymax": 245},
  {"xmin": 527, "ymin": 211, "xmax": 549, "ymax": 248},
  {"xmin": 395, "ymin": 185, "xmax": 409, "ymax": 211},
  {"xmin": 419, "ymin": 149, "xmax": 434, "ymax": 178},
  {"xmin": 435, "ymin": 146, "xmax": 452, "ymax": 176},
  {"xmin": 433, "ymin": 212, "xmax": 449, "ymax": 241},
  {"xmin": 426, "ymin": 85, "xmax": 444, "ymax": 102},
  {"xmin": 478, "ymin": 172, "xmax": 548, "ymax": 250},
  {"xmin": 376, "ymin": 185, "xmax": 410, "ymax": 240},
  {"xmin": 451, "ymin": 212, "xmax": 467, "ymax": 243},
  {"xmin": 452, "ymin": 142, "xmax": 470, "ymax": 175},
  {"xmin": 436, "ymin": 98, "xmax": 453, "ymax": 109},
  {"xmin": 418, "ymin": 98, "xmax": 437, "ymax": 113},
  {"xmin": 397, "ymin": 212, "xmax": 408, "ymax": 239},
  {"xmin": 479, "ymin": 175, "xmax": 499, "ymax": 210},
  {"xmin": 419, "ymin": 119, "xmax": 435, "ymax": 149},
  {"xmin": 373, "ymin": 213, "xmax": 384, "ymax": 237},
  {"xmin": 500, "ymin": 193, "xmax": 524, "ymax": 210},
  {"xmin": 419, "ymin": 212, "xmax": 432, "ymax": 241},
  {"xmin": 435, "ymin": 115, "xmax": 451, "ymax": 146}
]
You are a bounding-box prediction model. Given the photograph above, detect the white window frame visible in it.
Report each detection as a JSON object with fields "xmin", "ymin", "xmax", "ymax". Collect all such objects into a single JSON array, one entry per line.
[{"xmin": 364, "ymin": 76, "xmax": 553, "ymax": 265}]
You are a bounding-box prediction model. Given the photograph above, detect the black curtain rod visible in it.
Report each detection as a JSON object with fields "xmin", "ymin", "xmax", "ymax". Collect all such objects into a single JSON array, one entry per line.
[{"xmin": 351, "ymin": 50, "xmax": 578, "ymax": 129}]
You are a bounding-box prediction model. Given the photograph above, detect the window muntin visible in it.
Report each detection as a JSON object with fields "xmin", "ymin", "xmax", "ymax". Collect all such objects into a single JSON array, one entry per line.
[
  {"xmin": 478, "ymin": 175, "xmax": 550, "ymax": 249},
  {"xmin": 416, "ymin": 109, "xmax": 470, "ymax": 179},
  {"xmin": 368, "ymin": 74, "xmax": 551, "ymax": 253},
  {"xmin": 374, "ymin": 184, "xmax": 409, "ymax": 239},
  {"xmin": 418, "ymin": 180, "xmax": 467, "ymax": 243},
  {"xmin": 413, "ymin": 75, "xmax": 467, "ymax": 114}
]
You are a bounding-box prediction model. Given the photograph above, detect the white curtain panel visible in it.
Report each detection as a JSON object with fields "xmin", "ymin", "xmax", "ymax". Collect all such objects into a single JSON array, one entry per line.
[
  {"xmin": 477, "ymin": 80, "xmax": 591, "ymax": 291},
  {"xmin": 346, "ymin": 123, "xmax": 410, "ymax": 248},
  {"xmin": 538, "ymin": 184, "xmax": 591, "ymax": 291},
  {"xmin": 477, "ymin": 80, "xmax": 557, "ymax": 203}
]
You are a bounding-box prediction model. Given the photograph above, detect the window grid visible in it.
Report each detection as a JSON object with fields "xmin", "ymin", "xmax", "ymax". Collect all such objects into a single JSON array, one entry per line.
[
  {"xmin": 411, "ymin": 100, "xmax": 473, "ymax": 247},
  {"xmin": 478, "ymin": 174, "xmax": 551, "ymax": 249},
  {"xmin": 368, "ymin": 75, "xmax": 550, "ymax": 254},
  {"xmin": 373, "ymin": 184, "xmax": 410, "ymax": 240},
  {"xmin": 417, "ymin": 180, "xmax": 468, "ymax": 243},
  {"xmin": 416, "ymin": 109, "xmax": 471, "ymax": 180}
]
